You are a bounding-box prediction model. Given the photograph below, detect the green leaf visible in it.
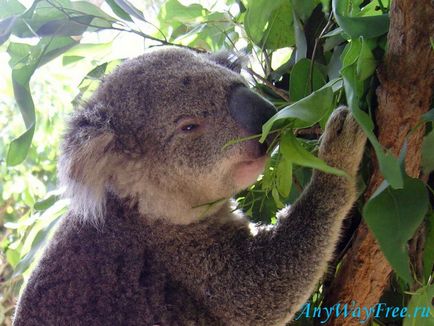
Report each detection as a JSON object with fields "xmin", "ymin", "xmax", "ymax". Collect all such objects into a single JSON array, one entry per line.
[
  {"xmin": 6, "ymin": 248, "xmax": 21, "ymax": 268},
  {"xmin": 11, "ymin": 0, "xmax": 114, "ymax": 38},
  {"xmin": 13, "ymin": 217, "xmax": 60, "ymax": 277},
  {"xmin": 356, "ymin": 37, "xmax": 376, "ymax": 80},
  {"xmin": 105, "ymin": 0, "xmax": 133, "ymax": 21},
  {"xmin": 332, "ymin": 0, "xmax": 389, "ymax": 38},
  {"xmin": 272, "ymin": 187, "xmax": 284, "ymax": 208},
  {"xmin": 276, "ymin": 157, "xmax": 292, "ymax": 197},
  {"xmin": 158, "ymin": 0, "xmax": 206, "ymax": 40},
  {"xmin": 327, "ymin": 45, "xmax": 344, "ymax": 80},
  {"xmin": 7, "ymin": 37, "xmax": 77, "ymax": 165},
  {"xmin": 280, "ymin": 132, "xmax": 347, "ymax": 177},
  {"xmin": 421, "ymin": 130, "xmax": 434, "ymax": 174},
  {"xmin": 340, "ymin": 40, "xmax": 403, "ymax": 189},
  {"xmin": 34, "ymin": 194, "xmax": 59, "ymax": 211},
  {"xmin": 244, "ymin": 0, "xmax": 295, "ymax": 49},
  {"xmin": 364, "ymin": 176, "xmax": 429, "ymax": 283},
  {"xmin": 261, "ymin": 85, "xmax": 333, "ymax": 141},
  {"xmin": 293, "ymin": 9, "xmax": 306, "ymax": 61},
  {"xmin": 6, "ymin": 124, "xmax": 35, "ymax": 166},
  {"xmin": 290, "ymin": 58, "xmax": 326, "ymax": 102},
  {"xmin": 423, "ymin": 213, "xmax": 434, "ymax": 282},
  {"xmin": 403, "ymin": 284, "xmax": 434, "ymax": 326},
  {"xmin": 292, "ymin": 0, "xmax": 320, "ymax": 22},
  {"xmin": 113, "ymin": 0, "xmax": 144, "ymax": 21},
  {"xmin": 159, "ymin": 0, "xmax": 204, "ymax": 24},
  {"xmin": 0, "ymin": 15, "xmax": 17, "ymax": 45},
  {"xmin": 422, "ymin": 109, "xmax": 434, "ymax": 122},
  {"xmin": 0, "ymin": 0, "xmax": 26, "ymax": 19},
  {"xmin": 36, "ymin": 15, "xmax": 102, "ymax": 36}
]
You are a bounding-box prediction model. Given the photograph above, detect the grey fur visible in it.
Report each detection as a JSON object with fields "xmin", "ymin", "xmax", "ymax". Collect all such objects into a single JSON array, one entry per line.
[{"xmin": 13, "ymin": 47, "xmax": 366, "ymax": 325}]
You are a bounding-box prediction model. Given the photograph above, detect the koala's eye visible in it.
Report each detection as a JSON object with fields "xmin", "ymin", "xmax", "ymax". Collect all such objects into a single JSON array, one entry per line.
[
  {"xmin": 175, "ymin": 117, "xmax": 202, "ymax": 134},
  {"xmin": 181, "ymin": 124, "xmax": 200, "ymax": 132}
]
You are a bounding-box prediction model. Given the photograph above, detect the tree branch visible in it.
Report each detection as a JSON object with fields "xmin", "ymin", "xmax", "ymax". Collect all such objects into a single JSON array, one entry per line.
[{"xmin": 322, "ymin": 1, "xmax": 434, "ymax": 324}]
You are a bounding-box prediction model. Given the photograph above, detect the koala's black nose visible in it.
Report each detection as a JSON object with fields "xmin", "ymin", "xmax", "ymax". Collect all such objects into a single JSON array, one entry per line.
[{"xmin": 229, "ymin": 86, "xmax": 276, "ymax": 135}]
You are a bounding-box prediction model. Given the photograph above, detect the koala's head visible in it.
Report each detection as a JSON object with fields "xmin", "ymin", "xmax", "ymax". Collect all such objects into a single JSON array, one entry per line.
[{"xmin": 59, "ymin": 47, "xmax": 275, "ymax": 225}]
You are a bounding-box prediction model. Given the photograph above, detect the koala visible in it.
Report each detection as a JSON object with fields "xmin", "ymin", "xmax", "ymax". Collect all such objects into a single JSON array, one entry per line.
[{"xmin": 13, "ymin": 47, "xmax": 366, "ymax": 325}]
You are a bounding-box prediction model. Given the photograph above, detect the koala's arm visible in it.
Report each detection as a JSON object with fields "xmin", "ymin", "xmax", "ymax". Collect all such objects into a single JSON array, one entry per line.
[{"xmin": 159, "ymin": 108, "xmax": 366, "ymax": 324}]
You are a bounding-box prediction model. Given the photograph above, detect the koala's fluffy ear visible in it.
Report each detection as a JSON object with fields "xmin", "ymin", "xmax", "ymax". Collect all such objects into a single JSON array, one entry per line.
[
  {"xmin": 58, "ymin": 132, "xmax": 115, "ymax": 225},
  {"xmin": 205, "ymin": 51, "xmax": 248, "ymax": 73}
]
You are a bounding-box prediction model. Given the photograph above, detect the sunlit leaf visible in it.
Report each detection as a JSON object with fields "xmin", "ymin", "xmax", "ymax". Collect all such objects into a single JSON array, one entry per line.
[
  {"xmin": 34, "ymin": 194, "xmax": 59, "ymax": 211},
  {"xmin": 113, "ymin": 0, "xmax": 144, "ymax": 21},
  {"xmin": 36, "ymin": 15, "xmax": 96, "ymax": 36},
  {"xmin": 6, "ymin": 124, "xmax": 35, "ymax": 166},
  {"xmin": 280, "ymin": 132, "xmax": 347, "ymax": 177},
  {"xmin": 7, "ymin": 37, "xmax": 77, "ymax": 165},
  {"xmin": 276, "ymin": 156, "xmax": 292, "ymax": 197},
  {"xmin": 0, "ymin": 0, "xmax": 26, "ymax": 19},
  {"xmin": 13, "ymin": 218, "xmax": 60, "ymax": 276},
  {"xmin": 0, "ymin": 16, "xmax": 17, "ymax": 45},
  {"xmin": 261, "ymin": 85, "xmax": 333, "ymax": 141},
  {"xmin": 244, "ymin": 0, "xmax": 295, "ymax": 49},
  {"xmin": 106, "ymin": 0, "xmax": 132, "ymax": 21}
]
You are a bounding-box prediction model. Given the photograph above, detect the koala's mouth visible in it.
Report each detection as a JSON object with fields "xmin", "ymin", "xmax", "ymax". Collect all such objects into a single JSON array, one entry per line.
[
  {"xmin": 240, "ymin": 155, "xmax": 268, "ymax": 167},
  {"xmin": 233, "ymin": 156, "xmax": 267, "ymax": 189}
]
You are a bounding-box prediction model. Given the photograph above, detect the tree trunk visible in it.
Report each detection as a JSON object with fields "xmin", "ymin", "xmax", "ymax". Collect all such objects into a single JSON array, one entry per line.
[{"xmin": 322, "ymin": 1, "xmax": 434, "ymax": 325}]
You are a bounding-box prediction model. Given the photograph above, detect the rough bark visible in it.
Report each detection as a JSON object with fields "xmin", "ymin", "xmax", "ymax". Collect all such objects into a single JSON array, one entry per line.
[{"xmin": 322, "ymin": 1, "xmax": 434, "ymax": 325}]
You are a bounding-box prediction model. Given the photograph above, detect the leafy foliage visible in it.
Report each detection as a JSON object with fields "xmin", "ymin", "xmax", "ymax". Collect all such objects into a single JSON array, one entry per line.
[{"xmin": 0, "ymin": 0, "xmax": 433, "ymax": 324}]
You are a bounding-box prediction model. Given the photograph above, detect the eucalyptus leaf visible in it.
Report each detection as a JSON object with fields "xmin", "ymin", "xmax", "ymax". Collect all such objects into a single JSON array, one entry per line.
[
  {"xmin": 291, "ymin": 0, "xmax": 320, "ymax": 22},
  {"xmin": 244, "ymin": 0, "xmax": 295, "ymax": 50},
  {"xmin": 364, "ymin": 176, "xmax": 429, "ymax": 283},
  {"xmin": 293, "ymin": 9, "xmax": 306, "ymax": 62},
  {"xmin": 403, "ymin": 284, "xmax": 434, "ymax": 326},
  {"xmin": 36, "ymin": 15, "xmax": 94, "ymax": 36},
  {"xmin": 34, "ymin": 195, "xmax": 59, "ymax": 211},
  {"xmin": 422, "ymin": 109, "xmax": 434, "ymax": 122},
  {"xmin": 261, "ymin": 85, "xmax": 333, "ymax": 141},
  {"xmin": 7, "ymin": 37, "xmax": 77, "ymax": 165},
  {"xmin": 113, "ymin": 0, "xmax": 144, "ymax": 21},
  {"xmin": 106, "ymin": 0, "xmax": 133, "ymax": 21},
  {"xmin": 0, "ymin": 16, "xmax": 17, "ymax": 45},
  {"xmin": 276, "ymin": 157, "xmax": 292, "ymax": 197},
  {"xmin": 6, "ymin": 124, "xmax": 35, "ymax": 166},
  {"xmin": 332, "ymin": 0, "xmax": 389, "ymax": 38},
  {"xmin": 0, "ymin": 0, "xmax": 26, "ymax": 19},
  {"xmin": 13, "ymin": 217, "xmax": 61, "ymax": 277},
  {"xmin": 423, "ymin": 213, "xmax": 434, "ymax": 282},
  {"xmin": 340, "ymin": 39, "xmax": 403, "ymax": 189},
  {"xmin": 421, "ymin": 130, "xmax": 434, "ymax": 174},
  {"xmin": 11, "ymin": 0, "xmax": 114, "ymax": 38},
  {"xmin": 158, "ymin": 0, "xmax": 205, "ymax": 39},
  {"xmin": 290, "ymin": 58, "xmax": 326, "ymax": 102},
  {"xmin": 280, "ymin": 132, "xmax": 347, "ymax": 177},
  {"xmin": 272, "ymin": 187, "xmax": 284, "ymax": 208}
]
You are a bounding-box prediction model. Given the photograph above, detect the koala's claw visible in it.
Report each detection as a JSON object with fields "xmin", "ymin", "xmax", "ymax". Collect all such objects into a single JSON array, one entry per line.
[{"xmin": 319, "ymin": 107, "xmax": 367, "ymax": 176}]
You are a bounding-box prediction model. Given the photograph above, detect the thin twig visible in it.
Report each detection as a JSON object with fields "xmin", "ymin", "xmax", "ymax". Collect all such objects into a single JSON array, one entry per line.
[
  {"xmin": 309, "ymin": 12, "xmax": 334, "ymax": 91},
  {"xmin": 245, "ymin": 67, "xmax": 290, "ymax": 102}
]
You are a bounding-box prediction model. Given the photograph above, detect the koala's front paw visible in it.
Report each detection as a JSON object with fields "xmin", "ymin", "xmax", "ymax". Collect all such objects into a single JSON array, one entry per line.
[{"xmin": 319, "ymin": 107, "xmax": 367, "ymax": 176}]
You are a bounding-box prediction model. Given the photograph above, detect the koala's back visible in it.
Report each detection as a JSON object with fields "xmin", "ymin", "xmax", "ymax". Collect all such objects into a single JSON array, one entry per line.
[{"xmin": 13, "ymin": 197, "xmax": 222, "ymax": 326}]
